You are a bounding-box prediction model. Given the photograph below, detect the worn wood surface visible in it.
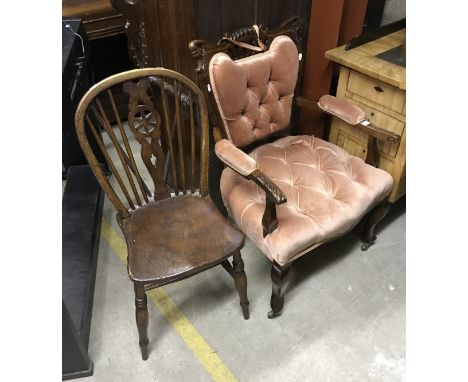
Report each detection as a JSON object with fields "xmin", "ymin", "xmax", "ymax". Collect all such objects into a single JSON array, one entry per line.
[
  {"xmin": 134, "ymin": 283, "xmax": 149, "ymax": 360},
  {"xmin": 75, "ymin": 68, "xmax": 249, "ymax": 360},
  {"xmin": 328, "ymin": 63, "xmax": 406, "ymax": 202},
  {"xmin": 325, "ymin": 29, "xmax": 406, "ymax": 90},
  {"xmin": 326, "ymin": 27, "xmax": 407, "ymax": 201}
]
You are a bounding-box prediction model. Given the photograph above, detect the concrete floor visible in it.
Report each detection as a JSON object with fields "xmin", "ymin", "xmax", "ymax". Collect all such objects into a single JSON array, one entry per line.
[
  {"xmin": 74, "ymin": 120, "xmax": 406, "ymax": 381},
  {"xmin": 80, "ymin": 194, "xmax": 405, "ymax": 382}
]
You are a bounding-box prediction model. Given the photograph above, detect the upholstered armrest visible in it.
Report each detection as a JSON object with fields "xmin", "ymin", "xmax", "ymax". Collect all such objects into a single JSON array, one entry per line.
[
  {"xmin": 215, "ymin": 139, "xmax": 258, "ymax": 176},
  {"xmin": 318, "ymin": 94, "xmax": 366, "ymax": 125},
  {"xmin": 215, "ymin": 139, "xmax": 287, "ymax": 204},
  {"xmin": 318, "ymin": 95, "xmax": 399, "ymax": 143},
  {"xmin": 296, "ymin": 95, "xmax": 400, "ymax": 143},
  {"xmin": 215, "ymin": 139, "xmax": 287, "ymax": 237}
]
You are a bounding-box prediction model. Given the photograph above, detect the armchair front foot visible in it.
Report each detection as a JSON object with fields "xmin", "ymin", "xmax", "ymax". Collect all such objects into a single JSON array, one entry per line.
[
  {"xmin": 268, "ymin": 261, "xmax": 290, "ymax": 319},
  {"xmin": 361, "ymin": 200, "xmax": 390, "ymax": 251}
]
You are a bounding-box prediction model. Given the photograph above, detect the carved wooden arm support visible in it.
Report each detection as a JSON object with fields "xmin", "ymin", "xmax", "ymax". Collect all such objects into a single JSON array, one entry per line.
[
  {"xmin": 296, "ymin": 95, "xmax": 400, "ymax": 166},
  {"xmin": 214, "ymin": 139, "xmax": 287, "ymax": 237},
  {"xmin": 249, "ymin": 169, "xmax": 287, "ymax": 237}
]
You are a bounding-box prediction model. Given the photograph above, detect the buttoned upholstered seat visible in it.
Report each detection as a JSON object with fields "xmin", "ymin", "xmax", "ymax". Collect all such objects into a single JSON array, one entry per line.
[
  {"xmin": 220, "ymin": 135, "xmax": 393, "ymax": 267},
  {"xmin": 190, "ymin": 18, "xmax": 399, "ymax": 318}
]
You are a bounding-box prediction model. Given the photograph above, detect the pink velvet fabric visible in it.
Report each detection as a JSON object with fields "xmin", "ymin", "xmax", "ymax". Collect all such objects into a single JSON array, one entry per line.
[
  {"xmin": 318, "ymin": 95, "xmax": 366, "ymax": 125},
  {"xmin": 215, "ymin": 139, "xmax": 258, "ymax": 176},
  {"xmin": 209, "ymin": 36, "xmax": 299, "ymax": 148},
  {"xmin": 220, "ymin": 135, "xmax": 393, "ymax": 266}
]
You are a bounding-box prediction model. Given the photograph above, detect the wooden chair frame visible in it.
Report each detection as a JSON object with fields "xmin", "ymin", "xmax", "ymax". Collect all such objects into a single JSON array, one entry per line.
[
  {"xmin": 75, "ymin": 68, "xmax": 249, "ymax": 360},
  {"xmin": 189, "ymin": 18, "xmax": 399, "ymax": 318}
]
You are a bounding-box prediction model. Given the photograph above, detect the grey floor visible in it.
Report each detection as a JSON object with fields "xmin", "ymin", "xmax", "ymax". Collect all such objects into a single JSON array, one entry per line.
[{"xmin": 80, "ymin": 194, "xmax": 405, "ymax": 382}]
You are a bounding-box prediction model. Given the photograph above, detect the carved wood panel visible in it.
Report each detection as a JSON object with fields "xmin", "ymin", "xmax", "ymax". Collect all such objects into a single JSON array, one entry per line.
[
  {"xmin": 111, "ymin": 0, "xmax": 198, "ymax": 81},
  {"xmin": 110, "ymin": 0, "xmax": 312, "ymax": 83},
  {"xmin": 194, "ymin": 0, "xmax": 311, "ymax": 47},
  {"xmin": 123, "ymin": 78, "xmax": 171, "ymax": 200}
]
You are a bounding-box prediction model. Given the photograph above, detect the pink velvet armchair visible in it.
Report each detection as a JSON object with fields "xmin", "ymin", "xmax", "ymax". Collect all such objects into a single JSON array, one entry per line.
[{"xmin": 189, "ymin": 18, "xmax": 399, "ymax": 318}]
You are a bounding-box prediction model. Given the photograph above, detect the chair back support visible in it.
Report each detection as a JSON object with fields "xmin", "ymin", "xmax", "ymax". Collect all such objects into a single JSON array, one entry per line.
[
  {"xmin": 209, "ymin": 36, "xmax": 299, "ymax": 148},
  {"xmin": 75, "ymin": 68, "xmax": 210, "ymax": 219},
  {"xmin": 189, "ymin": 17, "xmax": 303, "ymax": 149}
]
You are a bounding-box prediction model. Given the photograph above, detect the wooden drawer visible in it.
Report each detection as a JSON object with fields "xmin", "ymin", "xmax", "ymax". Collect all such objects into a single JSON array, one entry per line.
[
  {"xmin": 347, "ymin": 71, "xmax": 405, "ymax": 114},
  {"xmin": 344, "ymin": 97, "xmax": 405, "ymax": 157},
  {"xmin": 336, "ymin": 131, "xmax": 366, "ymax": 159}
]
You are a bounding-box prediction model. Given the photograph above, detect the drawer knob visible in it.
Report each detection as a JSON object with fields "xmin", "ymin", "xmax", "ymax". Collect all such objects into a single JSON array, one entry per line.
[{"xmin": 374, "ymin": 86, "xmax": 384, "ymax": 93}]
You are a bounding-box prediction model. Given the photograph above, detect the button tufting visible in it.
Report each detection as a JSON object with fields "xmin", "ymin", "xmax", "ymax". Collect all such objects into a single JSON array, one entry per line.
[{"xmin": 219, "ymin": 134, "xmax": 393, "ymax": 264}]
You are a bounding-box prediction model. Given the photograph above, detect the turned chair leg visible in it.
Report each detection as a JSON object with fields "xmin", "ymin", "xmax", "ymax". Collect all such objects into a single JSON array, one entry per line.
[
  {"xmin": 268, "ymin": 261, "xmax": 290, "ymax": 319},
  {"xmin": 134, "ymin": 283, "xmax": 149, "ymax": 360},
  {"xmin": 361, "ymin": 200, "xmax": 390, "ymax": 251},
  {"xmin": 232, "ymin": 251, "xmax": 250, "ymax": 319}
]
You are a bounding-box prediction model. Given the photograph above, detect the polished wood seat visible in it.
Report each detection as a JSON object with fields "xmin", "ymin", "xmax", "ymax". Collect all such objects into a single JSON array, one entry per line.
[
  {"xmin": 121, "ymin": 195, "xmax": 244, "ymax": 285},
  {"xmin": 75, "ymin": 68, "xmax": 249, "ymax": 361}
]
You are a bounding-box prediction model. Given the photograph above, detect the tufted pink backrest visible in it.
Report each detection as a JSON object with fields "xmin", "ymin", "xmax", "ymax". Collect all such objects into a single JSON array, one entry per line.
[{"xmin": 209, "ymin": 36, "xmax": 299, "ymax": 148}]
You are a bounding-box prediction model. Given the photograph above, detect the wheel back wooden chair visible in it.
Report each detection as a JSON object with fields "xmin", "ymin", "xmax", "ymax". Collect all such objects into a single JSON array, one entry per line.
[
  {"xmin": 189, "ymin": 17, "xmax": 400, "ymax": 318},
  {"xmin": 75, "ymin": 68, "xmax": 249, "ymax": 360}
]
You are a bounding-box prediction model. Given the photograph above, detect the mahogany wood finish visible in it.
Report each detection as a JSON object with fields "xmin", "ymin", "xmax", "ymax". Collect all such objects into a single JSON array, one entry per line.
[
  {"xmin": 134, "ymin": 283, "xmax": 149, "ymax": 360},
  {"xmin": 111, "ymin": 0, "xmax": 311, "ymax": 79},
  {"xmin": 268, "ymin": 262, "xmax": 290, "ymax": 319},
  {"xmin": 75, "ymin": 68, "xmax": 249, "ymax": 360},
  {"xmin": 361, "ymin": 199, "xmax": 390, "ymax": 251},
  {"xmin": 63, "ymin": 0, "xmax": 126, "ymax": 40},
  {"xmin": 233, "ymin": 251, "xmax": 250, "ymax": 319},
  {"xmin": 248, "ymin": 169, "xmax": 287, "ymax": 238},
  {"xmin": 191, "ymin": 20, "xmax": 394, "ymax": 317},
  {"xmin": 194, "ymin": 0, "xmax": 311, "ymax": 45},
  {"xmin": 110, "ymin": 0, "xmax": 198, "ymax": 80}
]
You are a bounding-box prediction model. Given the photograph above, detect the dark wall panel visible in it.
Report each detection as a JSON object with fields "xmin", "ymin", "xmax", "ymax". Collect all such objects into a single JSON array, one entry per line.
[{"xmin": 195, "ymin": 0, "xmax": 312, "ymax": 48}]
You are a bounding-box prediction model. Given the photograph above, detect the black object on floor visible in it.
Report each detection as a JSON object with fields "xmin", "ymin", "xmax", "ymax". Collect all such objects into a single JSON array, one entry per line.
[
  {"xmin": 62, "ymin": 19, "xmax": 91, "ymax": 179},
  {"xmin": 62, "ymin": 165, "xmax": 104, "ymax": 380},
  {"xmin": 63, "ymin": 301, "xmax": 93, "ymax": 380}
]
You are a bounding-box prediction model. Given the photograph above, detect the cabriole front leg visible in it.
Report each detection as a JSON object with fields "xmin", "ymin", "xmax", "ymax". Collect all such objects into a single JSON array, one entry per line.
[
  {"xmin": 361, "ymin": 200, "xmax": 390, "ymax": 251},
  {"xmin": 134, "ymin": 283, "xmax": 149, "ymax": 360},
  {"xmin": 268, "ymin": 261, "xmax": 290, "ymax": 319}
]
